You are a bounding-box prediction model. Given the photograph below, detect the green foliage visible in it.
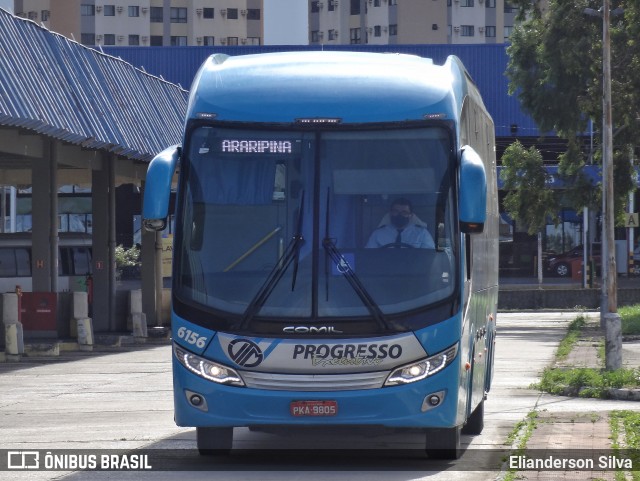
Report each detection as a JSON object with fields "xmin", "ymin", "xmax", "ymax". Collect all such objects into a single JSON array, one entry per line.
[
  {"xmin": 618, "ymin": 304, "xmax": 640, "ymax": 336},
  {"xmin": 506, "ymin": 0, "xmax": 640, "ymax": 217},
  {"xmin": 556, "ymin": 315, "xmax": 587, "ymax": 359},
  {"xmin": 114, "ymin": 244, "xmax": 140, "ymax": 268},
  {"xmin": 610, "ymin": 411, "xmax": 640, "ymax": 481},
  {"xmin": 500, "ymin": 141, "xmax": 559, "ymax": 235},
  {"xmin": 535, "ymin": 367, "xmax": 640, "ymax": 398}
]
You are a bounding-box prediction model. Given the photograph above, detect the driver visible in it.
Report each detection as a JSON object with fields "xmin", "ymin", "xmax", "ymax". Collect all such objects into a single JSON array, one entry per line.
[{"xmin": 365, "ymin": 198, "xmax": 435, "ymax": 249}]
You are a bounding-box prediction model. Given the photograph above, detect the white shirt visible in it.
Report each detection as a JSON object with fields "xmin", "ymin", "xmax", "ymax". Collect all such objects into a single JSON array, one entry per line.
[{"xmin": 365, "ymin": 223, "xmax": 435, "ymax": 249}]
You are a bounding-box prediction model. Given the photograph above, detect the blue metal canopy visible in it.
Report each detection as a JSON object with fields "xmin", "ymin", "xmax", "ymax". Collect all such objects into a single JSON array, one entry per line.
[{"xmin": 0, "ymin": 8, "xmax": 188, "ymax": 161}]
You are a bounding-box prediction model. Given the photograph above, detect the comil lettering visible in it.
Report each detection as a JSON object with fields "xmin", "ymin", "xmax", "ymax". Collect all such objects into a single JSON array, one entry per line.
[{"xmin": 221, "ymin": 139, "xmax": 292, "ymax": 153}]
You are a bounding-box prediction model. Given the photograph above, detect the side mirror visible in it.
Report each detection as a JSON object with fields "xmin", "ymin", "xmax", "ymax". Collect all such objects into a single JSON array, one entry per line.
[
  {"xmin": 143, "ymin": 145, "xmax": 181, "ymax": 231},
  {"xmin": 459, "ymin": 146, "xmax": 486, "ymax": 234}
]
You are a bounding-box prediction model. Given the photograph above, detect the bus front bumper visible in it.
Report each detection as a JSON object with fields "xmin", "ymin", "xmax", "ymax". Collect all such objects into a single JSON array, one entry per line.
[{"xmin": 173, "ymin": 359, "xmax": 462, "ymax": 429}]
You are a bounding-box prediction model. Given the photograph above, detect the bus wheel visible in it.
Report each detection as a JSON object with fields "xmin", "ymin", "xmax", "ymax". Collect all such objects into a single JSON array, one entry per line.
[
  {"xmin": 424, "ymin": 426, "xmax": 461, "ymax": 459},
  {"xmin": 196, "ymin": 427, "xmax": 233, "ymax": 455},
  {"xmin": 461, "ymin": 399, "xmax": 484, "ymax": 435}
]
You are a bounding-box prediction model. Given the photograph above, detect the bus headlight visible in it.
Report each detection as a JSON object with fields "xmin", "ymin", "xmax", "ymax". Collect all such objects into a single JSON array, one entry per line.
[
  {"xmin": 174, "ymin": 344, "xmax": 245, "ymax": 387},
  {"xmin": 384, "ymin": 344, "xmax": 458, "ymax": 386}
]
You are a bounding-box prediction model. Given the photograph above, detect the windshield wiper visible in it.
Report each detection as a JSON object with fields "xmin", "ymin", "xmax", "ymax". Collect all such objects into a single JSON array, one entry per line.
[
  {"xmin": 322, "ymin": 189, "xmax": 390, "ymax": 332},
  {"xmin": 237, "ymin": 192, "xmax": 305, "ymax": 330}
]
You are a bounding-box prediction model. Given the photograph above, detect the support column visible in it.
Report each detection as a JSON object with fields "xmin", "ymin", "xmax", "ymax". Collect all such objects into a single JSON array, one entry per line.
[
  {"xmin": 31, "ymin": 139, "xmax": 57, "ymax": 293},
  {"xmin": 141, "ymin": 218, "xmax": 160, "ymax": 326},
  {"xmin": 92, "ymin": 152, "xmax": 116, "ymax": 332}
]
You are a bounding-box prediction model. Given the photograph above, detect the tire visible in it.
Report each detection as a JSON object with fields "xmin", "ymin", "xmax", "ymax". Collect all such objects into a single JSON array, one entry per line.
[
  {"xmin": 425, "ymin": 426, "xmax": 462, "ymax": 459},
  {"xmin": 461, "ymin": 399, "xmax": 484, "ymax": 435},
  {"xmin": 555, "ymin": 262, "xmax": 570, "ymax": 277},
  {"xmin": 197, "ymin": 427, "xmax": 234, "ymax": 456}
]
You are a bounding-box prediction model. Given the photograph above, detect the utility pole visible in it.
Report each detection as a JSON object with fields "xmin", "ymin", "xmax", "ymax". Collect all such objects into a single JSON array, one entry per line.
[{"xmin": 601, "ymin": 0, "xmax": 622, "ymax": 370}]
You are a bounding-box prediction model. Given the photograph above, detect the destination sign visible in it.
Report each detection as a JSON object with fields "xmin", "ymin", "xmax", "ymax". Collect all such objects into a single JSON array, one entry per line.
[{"xmin": 220, "ymin": 139, "xmax": 299, "ymax": 155}]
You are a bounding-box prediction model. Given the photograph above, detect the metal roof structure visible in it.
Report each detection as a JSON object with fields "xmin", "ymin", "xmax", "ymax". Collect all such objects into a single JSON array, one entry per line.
[{"xmin": 0, "ymin": 8, "xmax": 188, "ymax": 162}]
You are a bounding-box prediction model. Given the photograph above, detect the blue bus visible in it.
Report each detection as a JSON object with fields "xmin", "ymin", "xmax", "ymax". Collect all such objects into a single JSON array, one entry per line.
[{"xmin": 143, "ymin": 51, "xmax": 498, "ymax": 459}]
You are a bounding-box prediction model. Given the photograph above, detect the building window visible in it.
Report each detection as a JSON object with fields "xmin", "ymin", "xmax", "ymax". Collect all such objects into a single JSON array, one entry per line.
[
  {"xmin": 247, "ymin": 9, "xmax": 260, "ymax": 20},
  {"xmin": 485, "ymin": 0, "xmax": 495, "ymax": 7},
  {"xmin": 203, "ymin": 8, "xmax": 214, "ymax": 19},
  {"xmin": 389, "ymin": 0, "xmax": 397, "ymax": 5},
  {"xmin": 311, "ymin": 30, "xmax": 320, "ymax": 42},
  {"xmin": 129, "ymin": 34, "xmax": 140, "ymax": 45},
  {"xmin": 81, "ymin": 33, "xmax": 95, "ymax": 44},
  {"xmin": 460, "ymin": 25, "xmax": 474, "ymax": 36},
  {"xmin": 311, "ymin": 1, "xmax": 320, "ymax": 13},
  {"xmin": 484, "ymin": 25, "xmax": 496, "ymax": 37},
  {"xmin": 461, "ymin": 0, "xmax": 474, "ymax": 6},
  {"xmin": 81, "ymin": 4, "xmax": 95, "ymax": 16},
  {"xmin": 374, "ymin": 25, "xmax": 381, "ymax": 37},
  {"xmin": 41, "ymin": 10, "xmax": 50, "ymax": 21},
  {"xmin": 27, "ymin": 11, "xmax": 37, "ymax": 20},
  {"xmin": 389, "ymin": 24, "xmax": 397, "ymax": 35},
  {"xmin": 247, "ymin": 37, "xmax": 261, "ymax": 45},
  {"xmin": 150, "ymin": 7, "xmax": 163, "ymax": 22},
  {"xmin": 170, "ymin": 7, "xmax": 187, "ymax": 23},
  {"xmin": 170, "ymin": 36, "xmax": 187, "ymax": 46},
  {"xmin": 227, "ymin": 8, "xmax": 238, "ymax": 19},
  {"xmin": 227, "ymin": 37, "xmax": 239, "ymax": 45},
  {"xmin": 350, "ymin": 27, "xmax": 361, "ymax": 44},
  {"xmin": 328, "ymin": 29, "xmax": 338, "ymax": 40},
  {"xmin": 350, "ymin": 0, "xmax": 360, "ymax": 15},
  {"xmin": 128, "ymin": 6, "xmax": 139, "ymax": 17},
  {"xmin": 104, "ymin": 5, "xmax": 115, "ymax": 16},
  {"xmin": 103, "ymin": 34, "xmax": 116, "ymax": 45},
  {"xmin": 504, "ymin": 3, "xmax": 515, "ymax": 12},
  {"xmin": 374, "ymin": 0, "xmax": 381, "ymax": 6},
  {"xmin": 150, "ymin": 35, "xmax": 163, "ymax": 46},
  {"xmin": 328, "ymin": 0, "xmax": 337, "ymax": 11},
  {"xmin": 504, "ymin": 25, "xmax": 514, "ymax": 39},
  {"xmin": 204, "ymin": 36, "xmax": 215, "ymax": 45}
]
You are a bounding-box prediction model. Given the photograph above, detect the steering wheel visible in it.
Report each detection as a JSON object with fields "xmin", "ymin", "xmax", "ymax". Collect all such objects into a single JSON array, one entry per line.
[{"xmin": 381, "ymin": 242, "xmax": 415, "ymax": 249}]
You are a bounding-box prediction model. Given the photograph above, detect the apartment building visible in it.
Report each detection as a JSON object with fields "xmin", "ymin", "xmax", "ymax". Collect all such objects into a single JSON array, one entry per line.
[
  {"xmin": 309, "ymin": 0, "xmax": 518, "ymax": 45},
  {"xmin": 14, "ymin": 0, "xmax": 264, "ymax": 47},
  {"xmin": 13, "ymin": 0, "xmax": 518, "ymax": 48}
]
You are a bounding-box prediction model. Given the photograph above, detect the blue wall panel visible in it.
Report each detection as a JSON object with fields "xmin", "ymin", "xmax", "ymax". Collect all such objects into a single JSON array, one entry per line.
[{"xmin": 104, "ymin": 44, "xmax": 540, "ymax": 138}]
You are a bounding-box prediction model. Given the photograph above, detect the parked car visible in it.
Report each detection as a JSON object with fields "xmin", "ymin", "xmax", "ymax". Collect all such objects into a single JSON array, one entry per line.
[{"xmin": 546, "ymin": 243, "xmax": 601, "ymax": 277}]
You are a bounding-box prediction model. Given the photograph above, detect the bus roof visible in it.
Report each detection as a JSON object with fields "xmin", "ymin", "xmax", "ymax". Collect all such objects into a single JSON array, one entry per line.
[{"xmin": 187, "ymin": 51, "xmax": 473, "ymax": 125}]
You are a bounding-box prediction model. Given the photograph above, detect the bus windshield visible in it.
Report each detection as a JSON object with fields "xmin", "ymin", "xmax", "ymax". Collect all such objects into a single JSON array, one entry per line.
[{"xmin": 175, "ymin": 126, "xmax": 456, "ymax": 323}]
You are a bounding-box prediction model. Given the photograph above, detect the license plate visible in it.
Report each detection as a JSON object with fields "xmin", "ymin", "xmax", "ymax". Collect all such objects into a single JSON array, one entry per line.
[{"xmin": 290, "ymin": 400, "xmax": 338, "ymax": 417}]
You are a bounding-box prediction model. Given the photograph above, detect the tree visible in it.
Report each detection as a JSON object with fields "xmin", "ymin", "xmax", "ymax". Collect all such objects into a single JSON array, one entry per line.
[
  {"xmin": 500, "ymin": 141, "xmax": 560, "ymax": 284},
  {"xmin": 506, "ymin": 0, "xmax": 639, "ymax": 215}
]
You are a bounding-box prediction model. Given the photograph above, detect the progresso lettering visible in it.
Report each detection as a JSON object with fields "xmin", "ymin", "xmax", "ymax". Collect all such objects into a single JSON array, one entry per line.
[
  {"xmin": 293, "ymin": 343, "xmax": 402, "ymax": 367},
  {"xmin": 221, "ymin": 139, "xmax": 292, "ymax": 154}
]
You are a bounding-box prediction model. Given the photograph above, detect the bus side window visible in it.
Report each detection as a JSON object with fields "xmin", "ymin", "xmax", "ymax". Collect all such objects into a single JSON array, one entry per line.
[
  {"xmin": 0, "ymin": 248, "xmax": 16, "ymax": 277},
  {"xmin": 15, "ymin": 248, "xmax": 31, "ymax": 277},
  {"xmin": 59, "ymin": 248, "xmax": 71, "ymax": 276},
  {"xmin": 72, "ymin": 247, "xmax": 91, "ymax": 275}
]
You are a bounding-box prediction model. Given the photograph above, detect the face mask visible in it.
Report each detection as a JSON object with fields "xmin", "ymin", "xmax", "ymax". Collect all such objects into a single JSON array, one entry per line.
[{"xmin": 390, "ymin": 214, "xmax": 410, "ymax": 229}]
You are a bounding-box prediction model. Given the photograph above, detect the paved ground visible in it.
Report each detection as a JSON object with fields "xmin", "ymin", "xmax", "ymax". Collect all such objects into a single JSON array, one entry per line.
[
  {"xmin": 507, "ymin": 312, "xmax": 640, "ymax": 481},
  {"xmin": 0, "ymin": 311, "xmax": 638, "ymax": 480}
]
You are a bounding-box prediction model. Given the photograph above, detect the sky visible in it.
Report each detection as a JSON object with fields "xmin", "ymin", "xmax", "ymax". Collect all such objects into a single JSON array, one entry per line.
[{"xmin": 0, "ymin": 0, "xmax": 12, "ymax": 12}]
